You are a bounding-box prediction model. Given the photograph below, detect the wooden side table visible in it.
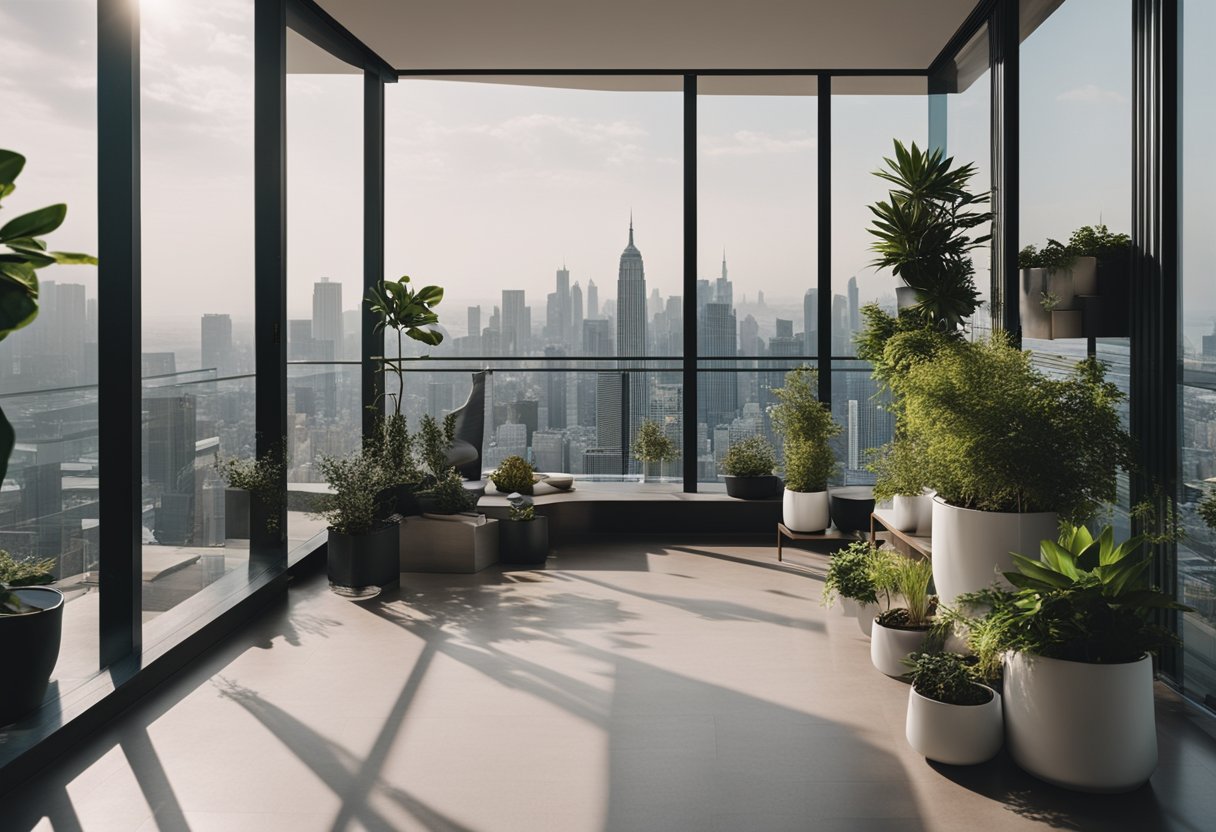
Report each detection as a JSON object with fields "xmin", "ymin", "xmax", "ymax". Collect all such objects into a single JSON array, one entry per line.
[
  {"xmin": 869, "ymin": 509, "xmax": 932, "ymax": 560},
  {"xmin": 776, "ymin": 523, "xmax": 858, "ymax": 561}
]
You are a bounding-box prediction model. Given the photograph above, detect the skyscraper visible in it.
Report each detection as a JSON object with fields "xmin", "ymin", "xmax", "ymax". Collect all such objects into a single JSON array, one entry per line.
[
  {"xmin": 587, "ymin": 279, "xmax": 599, "ymax": 320},
  {"xmin": 545, "ymin": 346, "xmax": 567, "ymax": 430},
  {"xmin": 615, "ymin": 216, "xmax": 649, "ymax": 465},
  {"xmin": 832, "ymin": 294, "xmax": 850, "ymax": 354},
  {"xmin": 570, "ymin": 282, "xmax": 584, "ymax": 352},
  {"xmin": 847, "ymin": 276, "xmax": 861, "ymax": 334},
  {"xmin": 501, "ymin": 289, "xmax": 528, "ymax": 355},
  {"xmin": 582, "ymin": 318, "xmax": 613, "ymax": 429},
  {"xmin": 803, "ymin": 288, "xmax": 818, "ymax": 357},
  {"xmin": 698, "ymin": 301, "xmax": 738, "ymax": 431},
  {"xmin": 312, "ymin": 278, "xmax": 343, "ymax": 358},
  {"xmin": 555, "ymin": 265, "xmax": 571, "ymax": 345},
  {"xmin": 201, "ymin": 313, "xmax": 233, "ymax": 374}
]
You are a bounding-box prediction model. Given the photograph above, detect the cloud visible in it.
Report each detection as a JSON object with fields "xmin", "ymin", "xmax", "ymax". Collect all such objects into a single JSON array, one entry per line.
[
  {"xmin": 1056, "ymin": 84, "xmax": 1127, "ymax": 104},
  {"xmin": 700, "ymin": 130, "xmax": 816, "ymax": 158}
]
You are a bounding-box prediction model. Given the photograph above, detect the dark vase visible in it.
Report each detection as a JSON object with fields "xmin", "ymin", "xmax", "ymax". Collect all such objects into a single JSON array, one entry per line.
[
  {"xmin": 723, "ymin": 475, "xmax": 781, "ymax": 500},
  {"xmin": 829, "ymin": 486, "xmax": 876, "ymax": 533},
  {"xmin": 327, "ymin": 523, "xmax": 400, "ymax": 597},
  {"xmin": 0, "ymin": 587, "xmax": 64, "ymax": 726},
  {"xmin": 499, "ymin": 516, "xmax": 549, "ymax": 565},
  {"xmin": 225, "ymin": 487, "xmax": 251, "ymax": 540}
]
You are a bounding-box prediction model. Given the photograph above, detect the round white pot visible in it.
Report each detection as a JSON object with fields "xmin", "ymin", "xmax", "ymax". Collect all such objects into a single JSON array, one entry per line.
[
  {"xmin": 870, "ymin": 619, "xmax": 931, "ymax": 677},
  {"xmin": 783, "ymin": 488, "xmax": 829, "ymax": 533},
  {"xmin": 841, "ymin": 597, "xmax": 875, "ymax": 637},
  {"xmin": 931, "ymin": 497, "xmax": 1058, "ymax": 607},
  {"xmin": 1004, "ymin": 652, "xmax": 1157, "ymax": 792},
  {"xmin": 891, "ymin": 495, "xmax": 919, "ymax": 532},
  {"xmin": 906, "ymin": 684, "xmax": 1003, "ymax": 766}
]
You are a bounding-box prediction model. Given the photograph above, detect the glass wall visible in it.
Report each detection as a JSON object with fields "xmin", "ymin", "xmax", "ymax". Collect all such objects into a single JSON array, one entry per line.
[
  {"xmin": 1179, "ymin": 0, "xmax": 1216, "ymax": 707},
  {"xmin": 0, "ymin": 0, "xmax": 101, "ymax": 691},
  {"xmin": 140, "ymin": 0, "xmax": 257, "ymax": 625}
]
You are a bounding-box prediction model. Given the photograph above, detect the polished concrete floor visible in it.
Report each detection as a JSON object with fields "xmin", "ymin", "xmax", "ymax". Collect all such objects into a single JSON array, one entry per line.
[{"xmin": 8, "ymin": 537, "xmax": 1216, "ymax": 831}]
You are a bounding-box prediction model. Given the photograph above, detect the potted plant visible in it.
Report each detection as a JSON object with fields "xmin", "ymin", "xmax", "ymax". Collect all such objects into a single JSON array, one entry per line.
[
  {"xmin": 963, "ymin": 524, "xmax": 1190, "ymax": 791},
  {"xmin": 904, "ymin": 652, "xmax": 1003, "ymax": 766},
  {"xmin": 1198, "ymin": 487, "xmax": 1216, "ymax": 531},
  {"xmin": 887, "ymin": 335, "xmax": 1131, "ymax": 606},
  {"xmin": 499, "ymin": 493, "xmax": 549, "ymax": 566},
  {"xmin": 822, "ymin": 541, "xmax": 882, "ymax": 637},
  {"xmin": 870, "ymin": 553, "xmax": 935, "ymax": 678},
  {"xmin": 491, "ymin": 454, "xmax": 538, "ymax": 495},
  {"xmin": 770, "ymin": 366, "xmax": 840, "ymax": 532},
  {"xmin": 214, "ymin": 444, "xmax": 286, "ymax": 540},
  {"xmin": 1019, "ymin": 225, "xmax": 1131, "ymax": 339},
  {"xmin": 632, "ymin": 419, "xmax": 678, "ymax": 483},
  {"xmin": 366, "ymin": 411, "xmax": 422, "ymax": 518},
  {"xmin": 0, "ymin": 148, "xmax": 96, "ymax": 726},
  {"xmin": 316, "ymin": 451, "xmax": 398, "ymax": 598},
  {"xmin": 870, "ymin": 442, "xmax": 933, "ymax": 535},
  {"xmin": 720, "ymin": 435, "xmax": 780, "ymax": 499},
  {"xmin": 400, "ymin": 465, "xmax": 499, "ymax": 573}
]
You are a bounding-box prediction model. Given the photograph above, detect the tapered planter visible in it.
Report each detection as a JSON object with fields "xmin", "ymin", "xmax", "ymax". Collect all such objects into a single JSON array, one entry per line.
[
  {"xmin": 724, "ymin": 475, "xmax": 781, "ymax": 500},
  {"xmin": 224, "ymin": 488, "xmax": 250, "ymax": 540},
  {"xmin": 895, "ymin": 286, "xmax": 919, "ymax": 311},
  {"xmin": 782, "ymin": 488, "xmax": 829, "ymax": 533},
  {"xmin": 870, "ymin": 619, "xmax": 931, "ymax": 677},
  {"xmin": 891, "ymin": 495, "xmax": 919, "ymax": 532},
  {"xmin": 906, "ymin": 684, "xmax": 1003, "ymax": 766},
  {"xmin": 931, "ymin": 497, "xmax": 1058, "ymax": 606},
  {"xmin": 327, "ymin": 522, "xmax": 400, "ymax": 598},
  {"xmin": 0, "ymin": 587, "xmax": 64, "ymax": 726},
  {"xmin": 829, "ymin": 486, "xmax": 874, "ymax": 533},
  {"xmin": 841, "ymin": 597, "xmax": 875, "ymax": 637},
  {"xmin": 1004, "ymin": 652, "xmax": 1157, "ymax": 792},
  {"xmin": 499, "ymin": 516, "xmax": 550, "ymax": 565}
]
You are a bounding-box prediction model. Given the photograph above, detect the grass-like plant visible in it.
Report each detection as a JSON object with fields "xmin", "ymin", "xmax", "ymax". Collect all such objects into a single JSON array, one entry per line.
[
  {"xmin": 822, "ymin": 541, "xmax": 881, "ymax": 608},
  {"xmin": 315, "ymin": 451, "xmax": 388, "ymax": 536},
  {"xmin": 875, "ymin": 555, "xmax": 935, "ymax": 629},
  {"xmin": 770, "ymin": 367, "xmax": 839, "ymax": 492},
  {"xmin": 491, "ymin": 455, "xmax": 536, "ymax": 495},
  {"xmin": 905, "ymin": 652, "xmax": 991, "ymax": 706},
  {"xmin": 721, "ymin": 435, "xmax": 776, "ymax": 478}
]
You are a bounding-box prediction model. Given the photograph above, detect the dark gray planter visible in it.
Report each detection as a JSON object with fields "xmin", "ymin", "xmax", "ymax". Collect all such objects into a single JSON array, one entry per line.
[
  {"xmin": 1, "ymin": 587, "xmax": 64, "ymax": 726},
  {"xmin": 327, "ymin": 523, "xmax": 400, "ymax": 596},
  {"xmin": 829, "ymin": 486, "xmax": 875, "ymax": 533},
  {"xmin": 724, "ymin": 475, "xmax": 781, "ymax": 500},
  {"xmin": 225, "ymin": 487, "xmax": 251, "ymax": 540},
  {"xmin": 499, "ymin": 516, "xmax": 549, "ymax": 565}
]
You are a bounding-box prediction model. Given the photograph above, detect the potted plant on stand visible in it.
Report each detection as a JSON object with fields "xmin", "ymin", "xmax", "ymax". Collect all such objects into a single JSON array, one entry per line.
[
  {"xmin": 0, "ymin": 147, "xmax": 96, "ymax": 726},
  {"xmin": 720, "ymin": 435, "xmax": 780, "ymax": 499},
  {"xmin": 499, "ymin": 493, "xmax": 549, "ymax": 566},
  {"xmin": 870, "ymin": 442, "xmax": 933, "ymax": 535},
  {"xmin": 870, "ymin": 554, "xmax": 935, "ymax": 678},
  {"xmin": 771, "ymin": 366, "xmax": 840, "ymax": 532},
  {"xmin": 823, "ymin": 541, "xmax": 882, "ymax": 637},
  {"xmin": 632, "ymin": 419, "xmax": 678, "ymax": 483},
  {"xmin": 966, "ymin": 524, "xmax": 1190, "ymax": 792},
  {"xmin": 904, "ymin": 652, "xmax": 1003, "ymax": 766},
  {"xmin": 215, "ymin": 444, "xmax": 286, "ymax": 541},
  {"xmin": 490, "ymin": 454, "xmax": 539, "ymax": 495},
  {"xmin": 316, "ymin": 451, "xmax": 398, "ymax": 598}
]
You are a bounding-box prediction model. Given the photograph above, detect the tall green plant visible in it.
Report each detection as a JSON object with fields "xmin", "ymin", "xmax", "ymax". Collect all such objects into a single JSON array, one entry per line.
[
  {"xmin": 315, "ymin": 451, "xmax": 388, "ymax": 536},
  {"xmin": 770, "ymin": 366, "xmax": 840, "ymax": 492},
  {"xmin": 366, "ymin": 275, "xmax": 444, "ymax": 416}
]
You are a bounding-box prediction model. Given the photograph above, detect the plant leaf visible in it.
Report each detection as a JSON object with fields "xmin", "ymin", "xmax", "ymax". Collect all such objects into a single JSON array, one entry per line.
[{"xmin": 0, "ymin": 204, "xmax": 66, "ymax": 243}]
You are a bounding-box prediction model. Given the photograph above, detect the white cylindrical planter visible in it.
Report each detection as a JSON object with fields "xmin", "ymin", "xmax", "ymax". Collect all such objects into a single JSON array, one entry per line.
[
  {"xmin": 1004, "ymin": 652, "xmax": 1157, "ymax": 792},
  {"xmin": 870, "ymin": 620, "xmax": 930, "ymax": 677},
  {"xmin": 783, "ymin": 488, "xmax": 829, "ymax": 533},
  {"xmin": 931, "ymin": 497, "xmax": 1058, "ymax": 606},
  {"xmin": 914, "ymin": 490, "xmax": 935, "ymax": 535},
  {"xmin": 841, "ymin": 597, "xmax": 875, "ymax": 637},
  {"xmin": 906, "ymin": 684, "xmax": 1003, "ymax": 766},
  {"xmin": 891, "ymin": 495, "xmax": 919, "ymax": 532}
]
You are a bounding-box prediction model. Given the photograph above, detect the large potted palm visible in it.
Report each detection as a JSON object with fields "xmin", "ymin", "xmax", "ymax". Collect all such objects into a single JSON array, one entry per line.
[
  {"xmin": 770, "ymin": 366, "xmax": 840, "ymax": 533},
  {"xmin": 0, "ymin": 149, "xmax": 97, "ymax": 725}
]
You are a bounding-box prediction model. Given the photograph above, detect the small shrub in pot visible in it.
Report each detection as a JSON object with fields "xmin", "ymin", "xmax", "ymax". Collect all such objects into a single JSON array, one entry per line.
[
  {"xmin": 491, "ymin": 455, "xmax": 536, "ymax": 495},
  {"xmin": 904, "ymin": 652, "xmax": 1002, "ymax": 765},
  {"xmin": 721, "ymin": 435, "xmax": 779, "ymax": 499}
]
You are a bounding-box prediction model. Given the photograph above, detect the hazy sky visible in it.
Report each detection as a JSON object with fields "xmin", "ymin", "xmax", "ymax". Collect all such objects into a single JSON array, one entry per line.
[{"xmin": 1, "ymin": 0, "xmax": 1211, "ymax": 353}]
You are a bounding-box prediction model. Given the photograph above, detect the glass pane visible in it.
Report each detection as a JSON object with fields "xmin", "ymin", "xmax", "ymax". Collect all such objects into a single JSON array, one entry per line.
[
  {"xmin": 0, "ymin": 0, "xmax": 101, "ymax": 691},
  {"xmin": 140, "ymin": 0, "xmax": 256, "ymax": 624}
]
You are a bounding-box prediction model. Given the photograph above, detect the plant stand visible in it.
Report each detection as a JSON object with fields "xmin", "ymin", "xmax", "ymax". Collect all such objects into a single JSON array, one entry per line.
[{"xmin": 400, "ymin": 515, "xmax": 499, "ymax": 573}]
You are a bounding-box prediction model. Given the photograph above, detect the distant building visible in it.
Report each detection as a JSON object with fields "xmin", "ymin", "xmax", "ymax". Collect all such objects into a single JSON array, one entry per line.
[
  {"xmin": 312, "ymin": 278, "xmax": 343, "ymax": 359},
  {"xmin": 201, "ymin": 313, "xmax": 233, "ymax": 374}
]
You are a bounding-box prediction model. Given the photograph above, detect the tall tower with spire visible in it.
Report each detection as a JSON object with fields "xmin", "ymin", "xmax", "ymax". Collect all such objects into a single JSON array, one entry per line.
[{"xmin": 597, "ymin": 215, "xmax": 650, "ymax": 471}]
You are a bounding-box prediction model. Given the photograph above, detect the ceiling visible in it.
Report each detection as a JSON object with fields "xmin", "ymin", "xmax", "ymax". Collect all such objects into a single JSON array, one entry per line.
[{"xmin": 308, "ymin": 0, "xmax": 981, "ymax": 72}]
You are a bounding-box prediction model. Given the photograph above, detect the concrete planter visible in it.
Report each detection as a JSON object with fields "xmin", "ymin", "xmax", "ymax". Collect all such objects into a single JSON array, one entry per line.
[
  {"xmin": 400, "ymin": 515, "xmax": 499, "ymax": 574},
  {"xmin": 782, "ymin": 488, "xmax": 829, "ymax": 533},
  {"xmin": 906, "ymin": 684, "xmax": 1003, "ymax": 766}
]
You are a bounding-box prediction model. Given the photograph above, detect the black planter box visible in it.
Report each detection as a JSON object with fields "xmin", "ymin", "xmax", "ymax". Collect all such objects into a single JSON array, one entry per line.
[
  {"xmin": 724, "ymin": 475, "xmax": 781, "ymax": 500},
  {"xmin": 225, "ymin": 488, "xmax": 251, "ymax": 539},
  {"xmin": 829, "ymin": 486, "xmax": 875, "ymax": 533},
  {"xmin": 327, "ymin": 523, "xmax": 400, "ymax": 590},
  {"xmin": 1, "ymin": 587, "xmax": 64, "ymax": 726},
  {"xmin": 499, "ymin": 516, "xmax": 549, "ymax": 565}
]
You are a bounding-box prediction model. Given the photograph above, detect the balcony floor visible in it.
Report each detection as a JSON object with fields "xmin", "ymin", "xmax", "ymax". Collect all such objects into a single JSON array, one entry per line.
[{"xmin": 10, "ymin": 537, "xmax": 1216, "ymax": 831}]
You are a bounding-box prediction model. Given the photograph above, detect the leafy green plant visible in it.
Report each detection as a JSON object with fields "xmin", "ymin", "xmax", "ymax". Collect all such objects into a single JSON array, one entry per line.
[
  {"xmin": 905, "ymin": 652, "xmax": 991, "ymax": 706},
  {"xmin": 770, "ymin": 367, "xmax": 840, "ymax": 492},
  {"xmin": 1199, "ymin": 489, "xmax": 1216, "ymax": 531},
  {"xmin": 417, "ymin": 413, "xmax": 458, "ymax": 482},
  {"xmin": 1040, "ymin": 291, "xmax": 1061, "ymax": 312},
  {"xmin": 721, "ymin": 435, "xmax": 776, "ymax": 478},
  {"xmin": 1069, "ymin": 224, "xmax": 1131, "ymax": 258},
  {"xmin": 869, "ymin": 441, "xmax": 928, "ymax": 502},
  {"xmin": 889, "ymin": 333, "xmax": 1131, "ymax": 522},
  {"xmin": 366, "ymin": 275, "xmax": 444, "ymax": 416},
  {"xmin": 420, "ymin": 467, "xmax": 478, "ymax": 515},
  {"xmin": 876, "ymin": 555, "xmax": 935, "ymax": 629},
  {"xmin": 823, "ymin": 541, "xmax": 882, "ymax": 607},
  {"xmin": 214, "ymin": 443, "xmax": 287, "ymax": 534},
  {"xmin": 491, "ymin": 455, "xmax": 536, "ymax": 495},
  {"xmin": 632, "ymin": 419, "xmax": 678, "ymax": 464},
  {"xmin": 1017, "ymin": 239, "xmax": 1075, "ymax": 271},
  {"xmin": 507, "ymin": 493, "xmax": 536, "ymax": 522},
  {"xmin": 365, "ymin": 412, "xmax": 422, "ymax": 490},
  {"xmin": 867, "ymin": 140, "xmax": 990, "ymax": 331},
  {"xmin": 315, "ymin": 451, "xmax": 389, "ymax": 536},
  {"xmin": 0, "ymin": 551, "xmax": 56, "ymax": 587}
]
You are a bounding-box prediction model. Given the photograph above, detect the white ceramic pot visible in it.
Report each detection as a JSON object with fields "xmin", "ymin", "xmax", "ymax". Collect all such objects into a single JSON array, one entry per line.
[
  {"xmin": 891, "ymin": 495, "xmax": 919, "ymax": 532},
  {"xmin": 915, "ymin": 490, "xmax": 935, "ymax": 535},
  {"xmin": 1004, "ymin": 652, "xmax": 1157, "ymax": 792},
  {"xmin": 931, "ymin": 497, "xmax": 1058, "ymax": 607},
  {"xmin": 906, "ymin": 684, "xmax": 1003, "ymax": 766},
  {"xmin": 783, "ymin": 488, "xmax": 829, "ymax": 533},
  {"xmin": 870, "ymin": 619, "xmax": 930, "ymax": 677},
  {"xmin": 841, "ymin": 597, "xmax": 875, "ymax": 637}
]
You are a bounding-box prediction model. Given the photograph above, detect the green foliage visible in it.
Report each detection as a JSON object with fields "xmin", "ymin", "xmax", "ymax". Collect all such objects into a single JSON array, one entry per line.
[
  {"xmin": 0, "ymin": 148, "xmax": 97, "ymax": 486},
  {"xmin": 770, "ymin": 367, "xmax": 840, "ymax": 492},
  {"xmin": 418, "ymin": 413, "xmax": 457, "ymax": 481},
  {"xmin": 721, "ymin": 435, "xmax": 776, "ymax": 478},
  {"xmin": 315, "ymin": 451, "xmax": 389, "ymax": 536},
  {"xmin": 822, "ymin": 541, "xmax": 881, "ymax": 607},
  {"xmin": 491, "ymin": 455, "xmax": 536, "ymax": 495},
  {"xmin": 1199, "ymin": 489, "xmax": 1216, "ymax": 531},
  {"xmin": 366, "ymin": 275, "xmax": 444, "ymax": 415},
  {"xmin": 1019, "ymin": 225, "xmax": 1131, "ymax": 270},
  {"xmin": 1017, "ymin": 239, "xmax": 1075, "ymax": 271},
  {"xmin": 905, "ymin": 652, "xmax": 991, "ymax": 706},
  {"xmin": 632, "ymin": 419, "xmax": 679, "ymax": 464},
  {"xmin": 365, "ymin": 412, "xmax": 422, "ymax": 488},
  {"xmin": 954, "ymin": 524, "xmax": 1191, "ymax": 675},
  {"xmin": 0, "ymin": 550, "xmax": 55, "ymax": 586},
  {"xmin": 214, "ymin": 443, "xmax": 287, "ymax": 534},
  {"xmin": 507, "ymin": 493, "xmax": 536, "ymax": 522},
  {"xmin": 894, "ymin": 334, "xmax": 1132, "ymax": 521},
  {"xmin": 869, "ymin": 442, "xmax": 928, "ymax": 502},
  {"xmin": 876, "ymin": 555, "xmax": 935, "ymax": 629},
  {"xmin": 420, "ymin": 468, "xmax": 478, "ymax": 515},
  {"xmin": 867, "ymin": 140, "xmax": 990, "ymax": 331}
]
